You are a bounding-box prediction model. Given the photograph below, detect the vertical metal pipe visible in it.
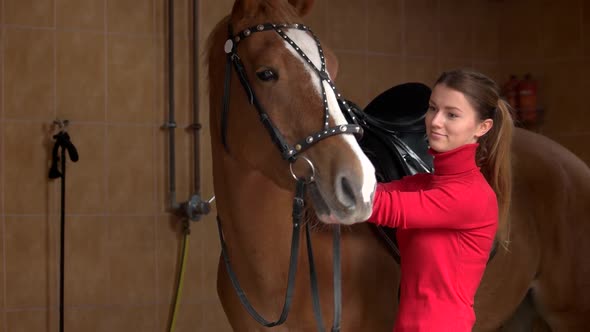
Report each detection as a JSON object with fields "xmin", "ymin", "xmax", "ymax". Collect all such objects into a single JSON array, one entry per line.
[
  {"xmin": 192, "ymin": 0, "xmax": 201, "ymax": 195},
  {"xmin": 168, "ymin": 0, "xmax": 178, "ymax": 209},
  {"xmin": 59, "ymin": 147, "xmax": 65, "ymax": 332}
]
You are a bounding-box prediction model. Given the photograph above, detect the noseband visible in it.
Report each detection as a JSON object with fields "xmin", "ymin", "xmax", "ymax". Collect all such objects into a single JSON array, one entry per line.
[{"xmin": 216, "ymin": 22, "xmax": 353, "ymax": 332}]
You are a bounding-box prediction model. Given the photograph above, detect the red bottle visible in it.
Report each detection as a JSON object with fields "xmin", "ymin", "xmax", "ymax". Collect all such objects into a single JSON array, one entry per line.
[
  {"xmin": 501, "ymin": 75, "xmax": 520, "ymax": 110},
  {"xmin": 517, "ymin": 73, "xmax": 538, "ymax": 124}
]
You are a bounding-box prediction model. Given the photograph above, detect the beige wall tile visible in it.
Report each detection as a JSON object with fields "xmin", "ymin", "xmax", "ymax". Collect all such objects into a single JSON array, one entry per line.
[
  {"xmin": 200, "ymin": 0, "xmax": 233, "ymax": 43},
  {"xmin": 108, "ymin": 216, "xmax": 157, "ymax": 305},
  {"xmin": 1, "ymin": 122, "xmax": 4, "ymax": 217},
  {"xmin": 439, "ymin": 0, "xmax": 473, "ymax": 59},
  {"xmin": 64, "ymin": 216, "xmax": 110, "ymax": 306},
  {"xmin": 366, "ymin": 54, "xmax": 405, "ymax": 104},
  {"xmin": 158, "ymin": 303, "xmax": 210, "ymax": 331},
  {"xmin": 4, "ymin": 0, "xmax": 54, "ymax": 27},
  {"xmin": 3, "ymin": 122, "xmax": 52, "ymax": 214},
  {"xmin": 405, "ymin": 0, "xmax": 438, "ymax": 57},
  {"xmin": 65, "ymin": 308, "xmax": 111, "ymax": 332},
  {"xmin": 3, "ymin": 28, "xmax": 55, "ymax": 120},
  {"xmin": 405, "ymin": 57, "xmax": 437, "ymax": 86},
  {"xmin": 72, "ymin": 307, "xmax": 169, "ymax": 332},
  {"xmin": 437, "ymin": 58, "xmax": 472, "ymax": 74},
  {"xmin": 5, "ymin": 216, "xmax": 56, "ymax": 307},
  {"xmin": 498, "ymin": 1, "xmax": 543, "ymax": 63},
  {"xmin": 471, "ymin": 62, "xmax": 502, "ymax": 85},
  {"xmin": 106, "ymin": 125, "xmax": 155, "ymax": 214},
  {"xmin": 56, "ymin": 0, "xmax": 105, "ymax": 30},
  {"xmin": 0, "ymin": 217, "xmax": 4, "ymax": 310},
  {"xmin": 107, "ymin": 35, "xmax": 156, "ymax": 124},
  {"xmin": 538, "ymin": 1, "xmax": 582, "ymax": 59},
  {"xmin": 63, "ymin": 124, "xmax": 107, "ymax": 214},
  {"xmin": 107, "ymin": 0, "xmax": 153, "ymax": 34},
  {"xmin": 303, "ymin": 0, "xmax": 327, "ymax": 41},
  {"xmin": 367, "ymin": 0, "xmax": 402, "ymax": 55},
  {"xmin": 155, "ymin": 0, "xmax": 191, "ymax": 38},
  {"xmin": 67, "ymin": 306, "xmax": 157, "ymax": 332},
  {"xmin": 583, "ymin": 1, "xmax": 590, "ymax": 56},
  {"xmin": 325, "ymin": 0, "xmax": 367, "ymax": 51},
  {"xmin": 56, "ymin": 30, "xmax": 106, "ymax": 122},
  {"xmin": 333, "ymin": 52, "xmax": 367, "ymax": 106},
  {"xmin": 472, "ymin": 2, "xmax": 500, "ymax": 62},
  {"xmin": 6, "ymin": 309, "xmax": 55, "ymax": 332},
  {"xmin": 104, "ymin": 306, "xmax": 157, "ymax": 332},
  {"xmin": 538, "ymin": 61, "xmax": 584, "ymax": 134}
]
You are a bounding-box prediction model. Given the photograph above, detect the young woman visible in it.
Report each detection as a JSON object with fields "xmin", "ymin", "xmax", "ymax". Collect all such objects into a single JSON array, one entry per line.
[{"xmin": 366, "ymin": 69, "xmax": 513, "ymax": 331}]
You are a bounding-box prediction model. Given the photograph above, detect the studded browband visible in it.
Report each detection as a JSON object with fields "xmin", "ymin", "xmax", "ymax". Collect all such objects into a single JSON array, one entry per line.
[{"xmin": 222, "ymin": 22, "xmax": 363, "ymax": 161}]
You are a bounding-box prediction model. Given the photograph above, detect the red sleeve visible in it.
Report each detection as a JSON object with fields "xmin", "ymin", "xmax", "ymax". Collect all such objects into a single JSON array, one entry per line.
[
  {"xmin": 366, "ymin": 177, "xmax": 494, "ymax": 229},
  {"xmin": 379, "ymin": 174, "xmax": 428, "ymax": 192}
]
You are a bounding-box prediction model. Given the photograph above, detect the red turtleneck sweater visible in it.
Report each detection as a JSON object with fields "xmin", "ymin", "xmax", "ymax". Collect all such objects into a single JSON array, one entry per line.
[{"xmin": 367, "ymin": 143, "xmax": 498, "ymax": 332}]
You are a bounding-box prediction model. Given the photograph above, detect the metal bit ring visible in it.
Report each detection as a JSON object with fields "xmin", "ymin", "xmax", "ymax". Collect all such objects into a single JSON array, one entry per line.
[{"xmin": 289, "ymin": 156, "xmax": 316, "ymax": 183}]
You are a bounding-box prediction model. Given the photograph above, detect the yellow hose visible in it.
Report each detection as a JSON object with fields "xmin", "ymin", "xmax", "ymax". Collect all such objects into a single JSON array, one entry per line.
[{"xmin": 169, "ymin": 225, "xmax": 190, "ymax": 332}]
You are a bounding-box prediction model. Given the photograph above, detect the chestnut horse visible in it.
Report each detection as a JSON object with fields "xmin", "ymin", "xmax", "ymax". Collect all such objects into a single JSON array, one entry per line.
[{"xmin": 206, "ymin": 0, "xmax": 590, "ymax": 331}]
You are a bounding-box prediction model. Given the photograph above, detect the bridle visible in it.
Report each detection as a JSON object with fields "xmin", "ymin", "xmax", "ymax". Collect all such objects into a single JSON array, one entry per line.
[
  {"xmin": 216, "ymin": 22, "xmax": 362, "ymax": 332},
  {"xmin": 220, "ymin": 22, "xmax": 363, "ymax": 160}
]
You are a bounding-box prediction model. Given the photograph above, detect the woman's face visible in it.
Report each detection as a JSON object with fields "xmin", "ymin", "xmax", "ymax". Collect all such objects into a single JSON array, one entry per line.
[{"xmin": 426, "ymin": 84, "xmax": 493, "ymax": 153}]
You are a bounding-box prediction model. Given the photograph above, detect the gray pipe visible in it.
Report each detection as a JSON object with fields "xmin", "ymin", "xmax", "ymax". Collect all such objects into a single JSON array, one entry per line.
[
  {"xmin": 192, "ymin": 0, "xmax": 201, "ymax": 196},
  {"xmin": 167, "ymin": 0, "xmax": 178, "ymax": 210}
]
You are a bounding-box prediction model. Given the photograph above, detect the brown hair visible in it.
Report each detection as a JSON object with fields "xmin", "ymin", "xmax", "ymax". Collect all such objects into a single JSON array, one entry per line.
[{"xmin": 435, "ymin": 69, "xmax": 514, "ymax": 247}]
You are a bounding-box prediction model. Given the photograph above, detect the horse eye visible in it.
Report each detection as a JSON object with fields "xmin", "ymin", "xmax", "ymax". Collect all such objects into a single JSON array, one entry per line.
[{"xmin": 256, "ymin": 69, "xmax": 278, "ymax": 81}]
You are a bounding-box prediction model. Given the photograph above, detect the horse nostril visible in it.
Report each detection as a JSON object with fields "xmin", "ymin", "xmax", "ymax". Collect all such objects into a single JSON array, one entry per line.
[{"xmin": 338, "ymin": 176, "xmax": 357, "ymax": 210}]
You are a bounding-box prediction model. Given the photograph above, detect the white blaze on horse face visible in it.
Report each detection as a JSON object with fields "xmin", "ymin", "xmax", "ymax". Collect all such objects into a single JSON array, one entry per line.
[{"xmin": 284, "ymin": 29, "xmax": 376, "ymax": 207}]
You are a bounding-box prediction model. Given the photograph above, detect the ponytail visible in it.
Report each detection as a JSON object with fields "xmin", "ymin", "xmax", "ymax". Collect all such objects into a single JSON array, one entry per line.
[
  {"xmin": 435, "ymin": 69, "xmax": 515, "ymax": 248},
  {"xmin": 477, "ymin": 99, "xmax": 513, "ymax": 248}
]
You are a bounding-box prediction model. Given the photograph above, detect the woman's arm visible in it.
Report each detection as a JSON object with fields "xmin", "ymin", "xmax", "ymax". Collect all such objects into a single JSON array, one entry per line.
[{"xmin": 367, "ymin": 178, "xmax": 496, "ymax": 229}]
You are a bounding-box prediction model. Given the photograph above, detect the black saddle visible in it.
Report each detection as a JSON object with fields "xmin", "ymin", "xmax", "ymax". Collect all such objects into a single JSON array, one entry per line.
[{"xmin": 348, "ymin": 82, "xmax": 433, "ymax": 264}]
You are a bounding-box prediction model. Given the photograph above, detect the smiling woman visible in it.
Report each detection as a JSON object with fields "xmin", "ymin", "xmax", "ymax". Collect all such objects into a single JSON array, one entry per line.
[
  {"xmin": 364, "ymin": 69, "xmax": 514, "ymax": 331},
  {"xmin": 426, "ymin": 85, "xmax": 493, "ymax": 153}
]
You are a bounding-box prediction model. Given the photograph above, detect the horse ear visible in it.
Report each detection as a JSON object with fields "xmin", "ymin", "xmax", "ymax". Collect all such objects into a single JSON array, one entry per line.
[{"xmin": 288, "ymin": 0, "xmax": 315, "ymax": 17}]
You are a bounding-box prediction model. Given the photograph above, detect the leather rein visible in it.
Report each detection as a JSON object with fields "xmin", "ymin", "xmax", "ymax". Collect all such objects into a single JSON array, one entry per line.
[{"xmin": 216, "ymin": 22, "xmax": 361, "ymax": 331}]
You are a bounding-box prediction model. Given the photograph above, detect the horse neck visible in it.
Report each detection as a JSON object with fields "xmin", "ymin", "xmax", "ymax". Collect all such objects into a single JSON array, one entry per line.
[{"xmin": 213, "ymin": 150, "xmax": 298, "ymax": 283}]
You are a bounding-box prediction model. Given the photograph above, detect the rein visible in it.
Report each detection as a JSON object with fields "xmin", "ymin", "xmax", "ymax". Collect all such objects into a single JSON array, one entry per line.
[{"xmin": 216, "ymin": 21, "xmax": 360, "ymax": 331}]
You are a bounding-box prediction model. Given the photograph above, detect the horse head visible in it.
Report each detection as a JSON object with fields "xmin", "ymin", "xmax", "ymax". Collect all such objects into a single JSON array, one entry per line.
[{"xmin": 208, "ymin": 0, "xmax": 376, "ymax": 225}]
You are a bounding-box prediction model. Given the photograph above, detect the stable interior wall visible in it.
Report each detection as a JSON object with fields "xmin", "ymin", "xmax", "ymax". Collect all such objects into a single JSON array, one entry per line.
[{"xmin": 0, "ymin": 0, "xmax": 587, "ymax": 331}]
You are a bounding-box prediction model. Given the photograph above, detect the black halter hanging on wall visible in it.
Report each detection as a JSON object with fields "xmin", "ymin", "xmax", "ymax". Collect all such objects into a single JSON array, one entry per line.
[{"xmin": 221, "ymin": 22, "xmax": 363, "ymax": 162}]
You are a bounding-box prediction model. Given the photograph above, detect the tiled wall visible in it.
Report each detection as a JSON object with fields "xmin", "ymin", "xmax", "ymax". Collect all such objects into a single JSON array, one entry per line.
[
  {"xmin": 0, "ymin": 0, "xmax": 232, "ymax": 330},
  {"xmin": 0, "ymin": 0, "xmax": 588, "ymax": 331},
  {"xmin": 497, "ymin": 0, "xmax": 590, "ymax": 164},
  {"xmin": 306, "ymin": 0, "xmax": 503, "ymax": 111}
]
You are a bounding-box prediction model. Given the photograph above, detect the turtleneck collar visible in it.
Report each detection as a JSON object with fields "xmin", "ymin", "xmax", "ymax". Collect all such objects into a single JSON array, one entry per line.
[{"xmin": 428, "ymin": 143, "xmax": 479, "ymax": 175}]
